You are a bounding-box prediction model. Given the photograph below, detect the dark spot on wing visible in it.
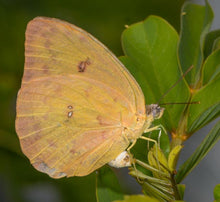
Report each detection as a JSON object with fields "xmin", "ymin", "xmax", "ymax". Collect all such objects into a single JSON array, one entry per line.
[{"xmin": 78, "ymin": 58, "xmax": 91, "ymax": 72}]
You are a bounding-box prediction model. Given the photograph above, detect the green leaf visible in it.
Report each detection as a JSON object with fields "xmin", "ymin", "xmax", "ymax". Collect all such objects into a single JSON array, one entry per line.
[
  {"xmin": 131, "ymin": 150, "xmax": 180, "ymax": 201},
  {"xmin": 142, "ymin": 181, "xmax": 175, "ymax": 201},
  {"xmin": 173, "ymin": 201, "xmax": 184, "ymax": 202},
  {"xmin": 177, "ymin": 184, "xmax": 185, "ymax": 200},
  {"xmin": 121, "ymin": 15, "xmax": 189, "ymax": 132},
  {"xmin": 175, "ymin": 121, "xmax": 220, "ymax": 183},
  {"xmin": 0, "ymin": 130, "xmax": 22, "ymax": 156},
  {"xmin": 148, "ymin": 145, "xmax": 169, "ymax": 177},
  {"xmin": 0, "ymin": 149, "xmax": 97, "ymax": 202},
  {"xmin": 204, "ymin": 30, "xmax": 220, "ymax": 58},
  {"xmin": 202, "ymin": 49, "xmax": 220, "ymax": 85},
  {"xmin": 214, "ymin": 184, "xmax": 220, "ymax": 200},
  {"xmin": 187, "ymin": 47, "xmax": 220, "ymax": 133},
  {"xmin": 113, "ymin": 195, "xmax": 160, "ymax": 202},
  {"xmin": 144, "ymin": 146, "xmax": 175, "ymax": 201},
  {"xmin": 96, "ymin": 166, "xmax": 124, "ymax": 202},
  {"xmin": 187, "ymin": 78, "xmax": 220, "ymax": 133},
  {"xmin": 213, "ymin": 37, "xmax": 220, "ymax": 52},
  {"xmin": 178, "ymin": 1, "xmax": 214, "ymax": 85},
  {"xmin": 168, "ymin": 145, "xmax": 183, "ymax": 172}
]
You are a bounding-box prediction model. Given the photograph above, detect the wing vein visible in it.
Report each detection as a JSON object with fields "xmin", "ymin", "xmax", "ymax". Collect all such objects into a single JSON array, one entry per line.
[{"xmin": 19, "ymin": 124, "xmax": 60, "ymax": 139}]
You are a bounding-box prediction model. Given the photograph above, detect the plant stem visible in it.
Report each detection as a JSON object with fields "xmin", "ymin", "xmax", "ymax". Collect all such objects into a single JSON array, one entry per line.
[
  {"xmin": 170, "ymin": 172, "xmax": 181, "ymax": 200},
  {"xmin": 170, "ymin": 135, "xmax": 183, "ymax": 149}
]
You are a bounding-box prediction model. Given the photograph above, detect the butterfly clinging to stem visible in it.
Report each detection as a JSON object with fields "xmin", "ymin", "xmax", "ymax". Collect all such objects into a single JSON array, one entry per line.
[{"xmin": 16, "ymin": 17, "xmax": 165, "ymax": 178}]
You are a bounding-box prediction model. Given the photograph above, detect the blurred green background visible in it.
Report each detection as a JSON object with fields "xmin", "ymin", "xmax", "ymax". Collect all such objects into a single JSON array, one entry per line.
[{"xmin": 0, "ymin": 0, "xmax": 219, "ymax": 201}]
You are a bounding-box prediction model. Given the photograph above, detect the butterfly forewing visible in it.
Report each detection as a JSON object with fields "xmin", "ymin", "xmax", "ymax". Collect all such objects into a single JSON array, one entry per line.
[{"xmin": 24, "ymin": 17, "xmax": 145, "ymax": 111}]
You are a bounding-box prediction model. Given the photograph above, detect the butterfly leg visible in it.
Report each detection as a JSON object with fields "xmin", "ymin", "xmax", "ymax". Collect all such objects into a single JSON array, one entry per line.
[
  {"xmin": 140, "ymin": 124, "xmax": 167, "ymax": 171},
  {"xmin": 144, "ymin": 124, "xmax": 167, "ymax": 148},
  {"xmin": 124, "ymin": 141, "xmax": 144, "ymax": 183},
  {"xmin": 144, "ymin": 124, "xmax": 167, "ymax": 135},
  {"xmin": 125, "ymin": 134, "xmax": 162, "ymax": 183}
]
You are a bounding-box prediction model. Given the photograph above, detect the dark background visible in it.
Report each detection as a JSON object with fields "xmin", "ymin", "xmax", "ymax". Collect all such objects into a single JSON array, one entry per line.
[{"xmin": 0, "ymin": 0, "xmax": 219, "ymax": 201}]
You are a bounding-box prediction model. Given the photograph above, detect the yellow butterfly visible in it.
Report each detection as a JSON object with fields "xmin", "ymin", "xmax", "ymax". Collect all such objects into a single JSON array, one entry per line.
[{"xmin": 15, "ymin": 17, "xmax": 164, "ymax": 178}]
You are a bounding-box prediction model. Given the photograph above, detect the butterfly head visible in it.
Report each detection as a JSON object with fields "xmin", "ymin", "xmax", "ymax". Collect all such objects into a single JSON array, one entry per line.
[{"xmin": 146, "ymin": 104, "xmax": 164, "ymax": 120}]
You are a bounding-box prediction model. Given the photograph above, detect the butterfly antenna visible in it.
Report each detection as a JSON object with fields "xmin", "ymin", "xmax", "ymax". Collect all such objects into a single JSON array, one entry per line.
[{"xmin": 157, "ymin": 65, "xmax": 194, "ymax": 104}]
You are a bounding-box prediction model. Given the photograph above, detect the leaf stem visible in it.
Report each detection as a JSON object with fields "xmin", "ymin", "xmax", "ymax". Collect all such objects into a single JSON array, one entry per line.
[{"xmin": 170, "ymin": 172, "xmax": 181, "ymax": 200}]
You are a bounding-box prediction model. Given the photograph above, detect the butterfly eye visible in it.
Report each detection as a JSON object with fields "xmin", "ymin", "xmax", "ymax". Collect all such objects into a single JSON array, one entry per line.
[
  {"xmin": 156, "ymin": 106, "xmax": 161, "ymax": 114},
  {"xmin": 146, "ymin": 104, "xmax": 164, "ymax": 119},
  {"xmin": 154, "ymin": 106, "xmax": 164, "ymax": 119}
]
